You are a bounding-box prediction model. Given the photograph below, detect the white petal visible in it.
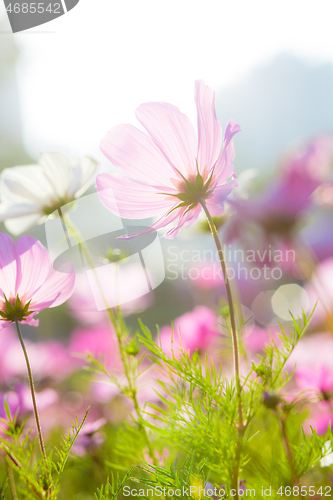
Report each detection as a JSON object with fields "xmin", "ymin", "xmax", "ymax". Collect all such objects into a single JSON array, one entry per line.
[{"xmin": 39, "ymin": 152, "xmax": 71, "ymax": 198}]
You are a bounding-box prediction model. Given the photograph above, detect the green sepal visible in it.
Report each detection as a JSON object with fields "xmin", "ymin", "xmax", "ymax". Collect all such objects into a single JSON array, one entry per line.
[
  {"xmin": 25, "ymin": 310, "xmax": 36, "ymax": 317},
  {"xmin": 15, "ymin": 294, "xmax": 23, "ymax": 310},
  {"xmin": 4, "ymin": 295, "xmax": 16, "ymax": 314},
  {"xmin": 184, "ymin": 179, "xmax": 198, "ymax": 194},
  {"xmin": 22, "ymin": 299, "xmax": 32, "ymax": 314},
  {"xmin": 195, "ymin": 172, "xmax": 204, "ymax": 189}
]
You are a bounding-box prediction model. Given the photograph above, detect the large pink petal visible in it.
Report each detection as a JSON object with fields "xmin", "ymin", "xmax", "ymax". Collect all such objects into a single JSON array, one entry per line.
[
  {"xmin": 165, "ymin": 205, "xmax": 201, "ymax": 239},
  {"xmin": 0, "ymin": 233, "xmax": 21, "ymax": 298},
  {"xmin": 96, "ymin": 173, "xmax": 174, "ymax": 219},
  {"xmin": 100, "ymin": 125, "xmax": 175, "ymax": 187},
  {"xmin": 205, "ymin": 179, "xmax": 237, "ymax": 216},
  {"xmin": 195, "ymin": 80, "xmax": 222, "ymax": 171},
  {"xmin": 16, "ymin": 236, "xmax": 51, "ymax": 299},
  {"xmin": 31, "ymin": 265, "xmax": 75, "ymax": 310},
  {"xmin": 135, "ymin": 102, "xmax": 197, "ymax": 176},
  {"xmin": 214, "ymin": 120, "xmax": 241, "ymax": 183},
  {"xmin": 119, "ymin": 209, "xmax": 181, "ymax": 240}
]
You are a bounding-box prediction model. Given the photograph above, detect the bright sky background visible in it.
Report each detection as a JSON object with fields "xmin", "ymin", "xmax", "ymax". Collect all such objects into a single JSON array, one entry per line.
[{"xmin": 1, "ymin": 0, "xmax": 333, "ymax": 169}]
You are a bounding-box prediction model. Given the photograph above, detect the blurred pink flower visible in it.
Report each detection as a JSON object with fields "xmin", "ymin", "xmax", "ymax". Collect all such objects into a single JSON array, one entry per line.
[
  {"xmin": 72, "ymin": 417, "xmax": 106, "ymax": 456},
  {"xmin": 287, "ymin": 332, "xmax": 333, "ymax": 371},
  {"xmin": 0, "ymin": 384, "xmax": 58, "ymax": 421},
  {"xmin": 69, "ymin": 326, "xmax": 122, "ymax": 371},
  {"xmin": 296, "ymin": 365, "xmax": 333, "ymax": 399},
  {"xmin": 0, "ymin": 338, "xmax": 73, "ymax": 383},
  {"xmin": 253, "ymin": 136, "xmax": 332, "ymax": 220},
  {"xmin": 158, "ymin": 306, "xmax": 218, "ymax": 356},
  {"xmin": 307, "ymin": 408, "xmax": 333, "ymax": 435},
  {"xmin": 243, "ymin": 325, "xmax": 281, "ymax": 354},
  {"xmin": 225, "ymin": 137, "xmax": 333, "ymax": 266},
  {"xmin": 0, "ymin": 233, "xmax": 75, "ymax": 330},
  {"xmin": 68, "ymin": 267, "xmax": 153, "ymax": 325},
  {"xmin": 97, "ymin": 80, "xmax": 240, "ymax": 238},
  {"xmin": 305, "ymin": 257, "xmax": 333, "ymax": 327}
]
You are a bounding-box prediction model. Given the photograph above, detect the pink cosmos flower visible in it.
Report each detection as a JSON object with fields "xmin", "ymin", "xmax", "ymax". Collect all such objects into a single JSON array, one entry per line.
[
  {"xmin": 97, "ymin": 80, "xmax": 241, "ymax": 238},
  {"xmin": 69, "ymin": 326, "xmax": 122, "ymax": 371},
  {"xmin": 71, "ymin": 417, "xmax": 106, "ymax": 456},
  {"xmin": 158, "ymin": 306, "xmax": 218, "ymax": 357},
  {"xmin": 68, "ymin": 267, "xmax": 153, "ymax": 325},
  {"xmin": 225, "ymin": 136, "xmax": 333, "ymax": 269},
  {"xmin": 0, "ymin": 384, "xmax": 58, "ymax": 422},
  {"xmin": 0, "ymin": 336, "xmax": 73, "ymax": 383},
  {"xmin": 0, "ymin": 233, "xmax": 75, "ymax": 330},
  {"xmin": 243, "ymin": 325, "xmax": 281, "ymax": 354},
  {"xmin": 296, "ymin": 365, "xmax": 333, "ymax": 400},
  {"xmin": 305, "ymin": 257, "xmax": 333, "ymax": 327}
]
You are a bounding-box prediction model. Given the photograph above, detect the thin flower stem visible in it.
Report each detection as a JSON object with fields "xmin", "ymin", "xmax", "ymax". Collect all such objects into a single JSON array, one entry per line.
[
  {"xmin": 14, "ymin": 319, "xmax": 51, "ymax": 497},
  {"xmin": 62, "ymin": 213, "xmax": 158, "ymax": 465},
  {"xmin": 278, "ymin": 413, "xmax": 297, "ymax": 486},
  {"xmin": 8, "ymin": 463, "xmax": 18, "ymax": 500},
  {"xmin": 199, "ymin": 200, "xmax": 243, "ymax": 415},
  {"xmin": 199, "ymin": 198, "xmax": 244, "ymax": 497}
]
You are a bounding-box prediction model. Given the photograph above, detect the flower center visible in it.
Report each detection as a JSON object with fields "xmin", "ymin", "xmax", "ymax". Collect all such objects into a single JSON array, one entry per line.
[
  {"xmin": 0, "ymin": 294, "xmax": 35, "ymax": 323},
  {"xmin": 175, "ymin": 170, "xmax": 215, "ymax": 206},
  {"xmin": 163, "ymin": 166, "xmax": 216, "ymax": 215},
  {"xmin": 42, "ymin": 196, "xmax": 75, "ymax": 216}
]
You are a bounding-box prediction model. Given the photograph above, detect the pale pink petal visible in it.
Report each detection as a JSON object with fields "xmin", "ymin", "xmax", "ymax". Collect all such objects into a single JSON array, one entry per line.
[
  {"xmin": 214, "ymin": 120, "xmax": 241, "ymax": 183},
  {"xmin": 16, "ymin": 236, "xmax": 51, "ymax": 299},
  {"xmin": 31, "ymin": 264, "xmax": 75, "ymax": 309},
  {"xmin": 0, "ymin": 321, "xmax": 11, "ymax": 331},
  {"xmin": 23, "ymin": 315, "xmax": 39, "ymax": 327},
  {"xmin": 165, "ymin": 205, "xmax": 201, "ymax": 238},
  {"xmin": 96, "ymin": 173, "xmax": 173, "ymax": 219},
  {"xmin": 0, "ymin": 233, "xmax": 21, "ymax": 297},
  {"xmin": 195, "ymin": 80, "xmax": 222, "ymax": 170},
  {"xmin": 100, "ymin": 125, "xmax": 175, "ymax": 187},
  {"xmin": 135, "ymin": 102, "xmax": 197, "ymax": 175},
  {"xmin": 206, "ymin": 178, "xmax": 237, "ymax": 215},
  {"xmin": 119, "ymin": 209, "xmax": 181, "ymax": 240}
]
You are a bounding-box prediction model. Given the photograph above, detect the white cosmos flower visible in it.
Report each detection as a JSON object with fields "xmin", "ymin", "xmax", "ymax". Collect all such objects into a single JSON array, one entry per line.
[{"xmin": 0, "ymin": 152, "xmax": 97, "ymax": 234}]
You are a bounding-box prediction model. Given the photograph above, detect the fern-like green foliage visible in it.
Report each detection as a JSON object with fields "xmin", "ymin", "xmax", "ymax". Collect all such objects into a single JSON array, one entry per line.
[
  {"xmin": 131, "ymin": 308, "xmax": 333, "ymax": 496},
  {"xmin": 95, "ymin": 469, "xmax": 132, "ymax": 500},
  {"xmin": 0, "ymin": 401, "xmax": 90, "ymax": 499},
  {"xmin": 54, "ymin": 407, "xmax": 89, "ymax": 475}
]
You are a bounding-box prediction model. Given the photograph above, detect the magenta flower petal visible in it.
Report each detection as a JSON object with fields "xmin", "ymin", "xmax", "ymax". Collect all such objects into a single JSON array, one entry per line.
[
  {"xmin": 100, "ymin": 124, "xmax": 175, "ymax": 187},
  {"xmin": 0, "ymin": 233, "xmax": 75, "ymax": 328},
  {"xmin": 214, "ymin": 120, "xmax": 241, "ymax": 183},
  {"xmin": 135, "ymin": 102, "xmax": 197, "ymax": 175},
  {"xmin": 206, "ymin": 178, "xmax": 237, "ymax": 215},
  {"xmin": 32, "ymin": 264, "xmax": 75, "ymax": 310},
  {"xmin": 96, "ymin": 173, "xmax": 173, "ymax": 219},
  {"xmin": 0, "ymin": 232, "xmax": 21, "ymax": 298},
  {"xmin": 17, "ymin": 236, "xmax": 51, "ymax": 299},
  {"xmin": 195, "ymin": 79, "xmax": 222, "ymax": 170},
  {"xmin": 99, "ymin": 81, "xmax": 241, "ymax": 237}
]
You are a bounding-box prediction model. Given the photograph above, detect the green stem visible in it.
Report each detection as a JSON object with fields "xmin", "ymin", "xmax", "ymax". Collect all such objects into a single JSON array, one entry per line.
[
  {"xmin": 199, "ymin": 198, "xmax": 244, "ymax": 496},
  {"xmin": 14, "ymin": 319, "xmax": 51, "ymax": 496},
  {"xmin": 199, "ymin": 201, "xmax": 242, "ymax": 409},
  {"xmin": 62, "ymin": 213, "xmax": 157, "ymax": 465},
  {"xmin": 7, "ymin": 463, "xmax": 18, "ymax": 500},
  {"xmin": 279, "ymin": 413, "xmax": 297, "ymax": 486}
]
